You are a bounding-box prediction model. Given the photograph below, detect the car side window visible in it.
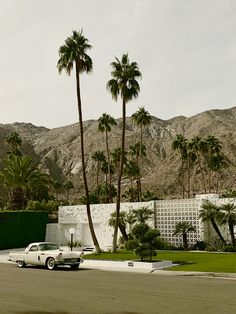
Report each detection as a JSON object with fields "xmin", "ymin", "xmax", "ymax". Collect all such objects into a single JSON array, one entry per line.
[{"xmin": 29, "ymin": 245, "xmax": 38, "ymax": 252}]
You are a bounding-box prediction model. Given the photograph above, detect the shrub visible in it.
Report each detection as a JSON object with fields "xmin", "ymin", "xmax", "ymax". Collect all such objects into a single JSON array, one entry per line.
[{"xmin": 125, "ymin": 223, "xmax": 162, "ymax": 261}]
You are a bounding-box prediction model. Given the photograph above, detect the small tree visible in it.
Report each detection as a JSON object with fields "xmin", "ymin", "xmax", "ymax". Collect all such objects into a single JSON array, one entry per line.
[
  {"xmin": 173, "ymin": 221, "xmax": 196, "ymax": 249},
  {"xmin": 108, "ymin": 211, "xmax": 128, "ymax": 242},
  {"xmin": 125, "ymin": 223, "xmax": 161, "ymax": 261},
  {"xmin": 132, "ymin": 207, "xmax": 154, "ymax": 223}
]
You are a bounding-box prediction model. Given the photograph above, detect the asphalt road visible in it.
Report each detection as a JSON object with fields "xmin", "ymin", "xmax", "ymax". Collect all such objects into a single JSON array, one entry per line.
[{"xmin": 0, "ymin": 264, "xmax": 236, "ymax": 314}]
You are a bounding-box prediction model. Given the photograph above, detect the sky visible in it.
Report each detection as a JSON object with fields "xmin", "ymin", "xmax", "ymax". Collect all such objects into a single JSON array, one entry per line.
[{"xmin": 1, "ymin": 0, "xmax": 236, "ymax": 129}]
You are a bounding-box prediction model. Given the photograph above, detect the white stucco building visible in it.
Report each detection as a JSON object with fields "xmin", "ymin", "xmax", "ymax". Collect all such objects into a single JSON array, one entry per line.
[{"xmin": 45, "ymin": 194, "xmax": 234, "ymax": 250}]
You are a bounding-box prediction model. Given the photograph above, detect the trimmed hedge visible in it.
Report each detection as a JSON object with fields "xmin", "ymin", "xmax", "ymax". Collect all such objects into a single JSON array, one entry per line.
[{"xmin": 0, "ymin": 211, "xmax": 48, "ymax": 249}]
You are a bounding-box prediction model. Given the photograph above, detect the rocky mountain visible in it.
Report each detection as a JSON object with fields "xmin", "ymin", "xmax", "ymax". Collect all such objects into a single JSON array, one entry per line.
[{"xmin": 1, "ymin": 107, "xmax": 236, "ymax": 200}]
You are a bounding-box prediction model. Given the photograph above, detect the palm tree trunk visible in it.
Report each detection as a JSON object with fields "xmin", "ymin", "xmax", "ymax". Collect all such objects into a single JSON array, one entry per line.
[
  {"xmin": 113, "ymin": 99, "xmax": 126, "ymax": 252},
  {"xmin": 75, "ymin": 62, "xmax": 101, "ymax": 253},
  {"xmin": 210, "ymin": 218, "xmax": 226, "ymax": 244},
  {"xmin": 183, "ymin": 233, "xmax": 188, "ymax": 249},
  {"xmin": 197, "ymin": 153, "xmax": 207, "ymax": 194},
  {"xmin": 229, "ymin": 222, "xmax": 236, "ymax": 247},
  {"xmin": 138, "ymin": 125, "xmax": 143, "ymax": 201},
  {"xmin": 106, "ymin": 129, "xmax": 112, "ymax": 203},
  {"xmin": 118, "ymin": 224, "xmax": 128, "ymax": 242},
  {"xmin": 187, "ymin": 157, "xmax": 191, "ymax": 198},
  {"xmin": 181, "ymin": 157, "xmax": 185, "ymax": 199},
  {"xmin": 96, "ymin": 162, "xmax": 100, "ymax": 202}
]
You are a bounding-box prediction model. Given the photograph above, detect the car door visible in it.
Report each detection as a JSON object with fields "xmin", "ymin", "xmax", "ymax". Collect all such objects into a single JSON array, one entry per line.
[{"xmin": 24, "ymin": 245, "xmax": 39, "ymax": 265}]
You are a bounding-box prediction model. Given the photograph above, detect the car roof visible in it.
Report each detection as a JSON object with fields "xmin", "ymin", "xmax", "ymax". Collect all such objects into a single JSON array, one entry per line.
[{"xmin": 28, "ymin": 242, "xmax": 58, "ymax": 246}]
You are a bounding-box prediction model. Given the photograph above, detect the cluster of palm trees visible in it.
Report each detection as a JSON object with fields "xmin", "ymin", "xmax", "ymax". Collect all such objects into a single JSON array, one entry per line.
[
  {"xmin": 172, "ymin": 134, "xmax": 229, "ymax": 198},
  {"xmin": 0, "ymin": 133, "xmax": 51, "ymax": 210},
  {"xmin": 108, "ymin": 206, "xmax": 154, "ymax": 243},
  {"xmin": 0, "ymin": 132, "xmax": 74, "ymax": 211},
  {"xmin": 57, "ymin": 29, "xmax": 145, "ymax": 252},
  {"xmin": 200, "ymin": 200, "xmax": 236, "ymax": 248},
  {"xmin": 90, "ymin": 107, "xmax": 151, "ymax": 205}
]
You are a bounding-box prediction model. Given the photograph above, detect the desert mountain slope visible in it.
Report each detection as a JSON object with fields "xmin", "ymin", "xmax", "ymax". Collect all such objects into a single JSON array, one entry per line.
[{"xmin": 1, "ymin": 107, "xmax": 236, "ymax": 199}]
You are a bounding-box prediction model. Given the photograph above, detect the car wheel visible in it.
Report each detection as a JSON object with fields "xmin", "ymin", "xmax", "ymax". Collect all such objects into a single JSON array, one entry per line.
[
  {"xmin": 70, "ymin": 264, "xmax": 79, "ymax": 270},
  {"xmin": 46, "ymin": 257, "xmax": 56, "ymax": 270},
  {"xmin": 17, "ymin": 260, "xmax": 25, "ymax": 268}
]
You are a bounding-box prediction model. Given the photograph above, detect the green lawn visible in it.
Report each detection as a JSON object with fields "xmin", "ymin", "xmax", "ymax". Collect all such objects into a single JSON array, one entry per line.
[{"xmin": 84, "ymin": 250, "xmax": 236, "ymax": 273}]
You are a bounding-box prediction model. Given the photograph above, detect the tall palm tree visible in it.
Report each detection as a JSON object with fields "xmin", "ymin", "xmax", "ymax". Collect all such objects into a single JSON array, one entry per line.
[
  {"xmin": 129, "ymin": 142, "xmax": 146, "ymax": 200},
  {"xmin": 218, "ymin": 202, "xmax": 236, "ymax": 247},
  {"xmin": 131, "ymin": 107, "xmax": 151, "ymax": 200},
  {"xmin": 185, "ymin": 142, "xmax": 197, "ymax": 198},
  {"xmin": 52, "ymin": 180, "xmax": 62, "ymax": 202},
  {"xmin": 63, "ymin": 180, "xmax": 74, "ymax": 204},
  {"xmin": 92, "ymin": 150, "xmax": 106, "ymax": 200},
  {"xmin": 199, "ymin": 200, "xmax": 226, "ymax": 244},
  {"xmin": 189, "ymin": 136, "xmax": 207, "ymax": 193},
  {"xmin": 5, "ymin": 131, "xmax": 22, "ymax": 156},
  {"xmin": 131, "ymin": 107, "xmax": 151, "ymax": 149},
  {"xmin": 209, "ymin": 152, "xmax": 229, "ymax": 193},
  {"xmin": 101, "ymin": 160, "xmax": 114, "ymax": 203},
  {"xmin": 107, "ymin": 53, "xmax": 141, "ymax": 252},
  {"xmin": 108, "ymin": 211, "xmax": 128, "ymax": 242},
  {"xmin": 172, "ymin": 134, "xmax": 188, "ymax": 198},
  {"xmin": 98, "ymin": 113, "xmax": 117, "ymax": 202},
  {"xmin": 173, "ymin": 221, "xmax": 196, "ymax": 249},
  {"xmin": 124, "ymin": 159, "xmax": 140, "ymax": 201},
  {"xmin": 205, "ymin": 135, "xmax": 222, "ymax": 193},
  {"xmin": 57, "ymin": 30, "xmax": 101, "ymax": 252},
  {"xmin": 111, "ymin": 147, "xmax": 128, "ymax": 177},
  {"xmin": 0, "ymin": 155, "xmax": 49, "ymax": 210}
]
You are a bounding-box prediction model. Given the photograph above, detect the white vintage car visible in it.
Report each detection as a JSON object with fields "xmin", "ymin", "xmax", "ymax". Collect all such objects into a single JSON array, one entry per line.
[{"xmin": 8, "ymin": 242, "xmax": 83, "ymax": 270}]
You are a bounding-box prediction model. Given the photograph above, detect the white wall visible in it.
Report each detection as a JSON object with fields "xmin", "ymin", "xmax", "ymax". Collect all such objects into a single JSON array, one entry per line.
[{"xmin": 45, "ymin": 194, "xmax": 236, "ymax": 250}]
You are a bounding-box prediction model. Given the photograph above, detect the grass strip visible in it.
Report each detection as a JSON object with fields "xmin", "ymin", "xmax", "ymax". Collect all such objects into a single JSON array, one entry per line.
[{"xmin": 84, "ymin": 250, "xmax": 236, "ymax": 273}]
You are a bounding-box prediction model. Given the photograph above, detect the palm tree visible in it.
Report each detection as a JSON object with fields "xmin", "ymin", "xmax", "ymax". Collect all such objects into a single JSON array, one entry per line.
[
  {"xmin": 199, "ymin": 200, "xmax": 226, "ymax": 244},
  {"xmin": 5, "ymin": 131, "xmax": 22, "ymax": 156},
  {"xmin": 131, "ymin": 107, "xmax": 151, "ymax": 200},
  {"xmin": 107, "ymin": 53, "xmax": 141, "ymax": 252},
  {"xmin": 218, "ymin": 202, "xmax": 236, "ymax": 247},
  {"xmin": 98, "ymin": 113, "xmax": 117, "ymax": 202},
  {"xmin": 52, "ymin": 180, "xmax": 62, "ymax": 202},
  {"xmin": 0, "ymin": 155, "xmax": 49, "ymax": 210},
  {"xmin": 111, "ymin": 147, "xmax": 128, "ymax": 178},
  {"xmin": 132, "ymin": 107, "xmax": 151, "ymax": 149},
  {"xmin": 185, "ymin": 142, "xmax": 197, "ymax": 198},
  {"xmin": 92, "ymin": 150, "xmax": 106, "ymax": 200},
  {"xmin": 129, "ymin": 142, "xmax": 146, "ymax": 200},
  {"xmin": 108, "ymin": 211, "xmax": 128, "ymax": 242},
  {"xmin": 101, "ymin": 160, "xmax": 114, "ymax": 203},
  {"xmin": 173, "ymin": 221, "xmax": 196, "ymax": 249},
  {"xmin": 63, "ymin": 180, "xmax": 74, "ymax": 204},
  {"xmin": 209, "ymin": 153, "xmax": 229, "ymax": 193},
  {"xmin": 124, "ymin": 159, "xmax": 140, "ymax": 191},
  {"xmin": 57, "ymin": 30, "xmax": 101, "ymax": 252},
  {"xmin": 205, "ymin": 135, "xmax": 222, "ymax": 193},
  {"xmin": 189, "ymin": 136, "xmax": 207, "ymax": 193},
  {"xmin": 132, "ymin": 207, "xmax": 154, "ymax": 223},
  {"xmin": 172, "ymin": 134, "xmax": 188, "ymax": 198}
]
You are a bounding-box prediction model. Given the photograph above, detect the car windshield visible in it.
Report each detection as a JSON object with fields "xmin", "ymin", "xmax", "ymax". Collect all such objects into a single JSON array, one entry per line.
[{"xmin": 38, "ymin": 243, "xmax": 59, "ymax": 251}]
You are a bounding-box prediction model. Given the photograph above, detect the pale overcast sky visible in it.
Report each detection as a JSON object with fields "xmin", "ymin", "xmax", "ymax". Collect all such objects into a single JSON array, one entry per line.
[{"xmin": 0, "ymin": 0, "xmax": 236, "ymax": 128}]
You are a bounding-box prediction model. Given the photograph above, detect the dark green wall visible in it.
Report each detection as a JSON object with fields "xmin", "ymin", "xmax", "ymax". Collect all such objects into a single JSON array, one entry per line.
[{"xmin": 0, "ymin": 211, "xmax": 48, "ymax": 249}]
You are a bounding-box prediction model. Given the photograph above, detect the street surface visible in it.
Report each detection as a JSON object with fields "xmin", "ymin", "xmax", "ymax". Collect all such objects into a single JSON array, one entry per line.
[{"xmin": 0, "ymin": 264, "xmax": 236, "ymax": 314}]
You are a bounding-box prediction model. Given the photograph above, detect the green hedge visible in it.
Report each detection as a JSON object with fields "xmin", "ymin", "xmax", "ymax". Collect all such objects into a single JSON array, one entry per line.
[{"xmin": 0, "ymin": 211, "xmax": 48, "ymax": 249}]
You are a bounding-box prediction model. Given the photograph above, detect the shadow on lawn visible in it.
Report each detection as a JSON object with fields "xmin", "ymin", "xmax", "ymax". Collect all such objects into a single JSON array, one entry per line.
[{"xmin": 172, "ymin": 260, "xmax": 195, "ymax": 265}]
